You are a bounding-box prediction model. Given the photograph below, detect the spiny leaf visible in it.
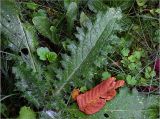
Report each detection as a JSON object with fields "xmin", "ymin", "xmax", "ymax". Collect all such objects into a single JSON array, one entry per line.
[
  {"xmin": 105, "ymin": 88, "xmax": 159, "ymax": 119},
  {"xmin": 66, "ymin": 2, "xmax": 78, "ymax": 33},
  {"xmin": 80, "ymin": 12, "xmax": 90, "ymax": 27},
  {"xmin": 54, "ymin": 8, "xmax": 122, "ymax": 96},
  {"xmin": 23, "ymin": 23, "xmax": 39, "ymax": 51},
  {"xmin": 12, "ymin": 62, "xmax": 55, "ymax": 108},
  {"xmin": 1, "ymin": 0, "xmax": 26, "ymax": 51},
  {"xmin": 1, "ymin": 0, "xmax": 38, "ymax": 52},
  {"xmin": 32, "ymin": 16, "xmax": 52, "ymax": 41},
  {"xmin": 1, "ymin": 0, "xmax": 37, "ymax": 71}
]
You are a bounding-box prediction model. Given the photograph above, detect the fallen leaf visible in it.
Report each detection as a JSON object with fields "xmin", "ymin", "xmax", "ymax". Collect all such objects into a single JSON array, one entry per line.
[{"xmin": 75, "ymin": 77, "xmax": 125, "ymax": 114}]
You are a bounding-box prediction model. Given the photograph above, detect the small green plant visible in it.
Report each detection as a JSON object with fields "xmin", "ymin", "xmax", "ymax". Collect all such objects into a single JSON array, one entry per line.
[
  {"xmin": 37, "ymin": 47, "xmax": 57, "ymax": 62},
  {"xmin": 145, "ymin": 66, "xmax": 156, "ymax": 79},
  {"xmin": 120, "ymin": 49, "xmax": 148, "ymax": 85},
  {"xmin": 126, "ymin": 75, "xmax": 137, "ymax": 86},
  {"xmin": 121, "ymin": 48, "xmax": 157, "ymax": 86},
  {"xmin": 121, "ymin": 48, "xmax": 130, "ymax": 57},
  {"xmin": 121, "ymin": 50, "xmax": 144, "ymax": 75},
  {"xmin": 18, "ymin": 106, "xmax": 36, "ymax": 119}
]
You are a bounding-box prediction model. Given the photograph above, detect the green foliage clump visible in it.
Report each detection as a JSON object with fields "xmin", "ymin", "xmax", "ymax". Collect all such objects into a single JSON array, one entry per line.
[
  {"xmin": 145, "ymin": 66, "xmax": 156, "ymax": 79},
  {"xmin": 126, "ymin": 75, "xmax": 137, "ymax": 86},
  {"xmin": 121, "ymin": 50, "xmax": 144, "ymax": 72},
  {"xmin": 1, "ymin": 0, "xmax": 159, "ymax": 118},
  {"xmin": 37, "ymin": 47, "xmax": 57, "ymax": 62}
]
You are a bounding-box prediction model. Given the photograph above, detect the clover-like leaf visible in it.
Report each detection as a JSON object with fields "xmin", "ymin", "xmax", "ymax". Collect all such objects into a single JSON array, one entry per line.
[
  {"xmin": 121, "ymin": 48, "xmax": 130, "ymax": 56},
  {"xmin": 46, "ymin": 52, "xmax": 57, "ymax": 63},
  {"xmin": 128, "ymin": 62, "xmax": 136, "ymax": 70},
  {"xmin": 126, "ymin": 75, "xmax": 137, "ymax": 85},
  {"xmin": 133, "ymin": 51, "xmax": 142, "ymax": 60},
  {"xmin": 37, "ymin": 47, "xmax": 49, "ymax": 61},
  {"xmin": 145, "ymin": 66, "xmax": 156, "ymax": 79}
]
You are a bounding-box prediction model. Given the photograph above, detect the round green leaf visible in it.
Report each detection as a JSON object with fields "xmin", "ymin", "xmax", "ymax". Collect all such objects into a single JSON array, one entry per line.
[
  {"xmin": 46, "ymin": 52, "xmax": 57, "ymax": 63},
  {"xmin": 128, "ymin": 55, "xmax": 136, "ymax": 62},
  {"xmin": 37, "ymin": 47, "xmax": 49, "ymax": 61},
  {"xmin": 126, "ymin": 75, "xmax": 137, "ymax": 85}
]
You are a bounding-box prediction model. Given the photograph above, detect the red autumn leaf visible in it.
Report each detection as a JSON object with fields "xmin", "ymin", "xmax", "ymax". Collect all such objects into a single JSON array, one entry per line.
[{"xmin": 75, "ymin": 77, "xmax": 125, "ymax": 114}]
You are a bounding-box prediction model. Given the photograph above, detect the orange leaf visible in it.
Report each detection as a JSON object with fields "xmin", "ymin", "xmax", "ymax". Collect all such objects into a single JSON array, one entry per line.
[
  {"xmin": 71, "ymin": 89, "xmax": 80, "ymax": 101},
  {"xmin": 76, "ymin": 77, "xmax": 125, "ymax": 114}
]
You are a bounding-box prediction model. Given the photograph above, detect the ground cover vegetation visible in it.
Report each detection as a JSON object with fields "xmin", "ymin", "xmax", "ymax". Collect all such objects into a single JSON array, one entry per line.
[{"xmin": 1, "ymin": 0, "xmax": 160, "ymax": 118}]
